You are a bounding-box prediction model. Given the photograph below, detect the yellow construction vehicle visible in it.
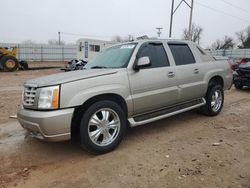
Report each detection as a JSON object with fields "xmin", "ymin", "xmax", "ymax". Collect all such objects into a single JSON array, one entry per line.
[{"xmin": 0, "ymin": 47, "xmax": 28, "ymax": 72}]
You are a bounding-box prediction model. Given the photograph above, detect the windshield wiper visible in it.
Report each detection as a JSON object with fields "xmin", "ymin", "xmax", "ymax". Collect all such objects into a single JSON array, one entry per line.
[{"xmin": 90, "ymin": 66, "xmax": 108, "ymax": 69}]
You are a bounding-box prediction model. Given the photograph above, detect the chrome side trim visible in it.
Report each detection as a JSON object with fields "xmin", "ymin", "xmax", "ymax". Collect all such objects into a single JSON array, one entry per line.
[{"xmin": 128, "ymin": 98, "xmax": 206, "ymax": 127}]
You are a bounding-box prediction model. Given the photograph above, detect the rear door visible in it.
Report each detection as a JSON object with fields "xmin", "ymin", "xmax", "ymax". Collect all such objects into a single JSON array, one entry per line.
[
  {"xmin": 168, "ymin": 43, "xmax": 204, "ymax": 102},
  {"xmin": 128, "ymin": 42, "xmax": 178, "ymax": 115}
]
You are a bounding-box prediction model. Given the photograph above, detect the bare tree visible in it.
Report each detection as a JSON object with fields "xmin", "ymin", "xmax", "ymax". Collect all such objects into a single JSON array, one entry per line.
[
  {"xmin": 211, "ymin": 36, "xmax": 235, "ymax": 50},
  {"xmin": 47, "ymin": 39, "xmax": 65, "ymax": 45},
  {"xmin": 183, "ymin": 24, "xmax": 203, "ymax": 44},
  {"xmin": 236, "ymin": 26, "xmax": 250, "ymax": 48},
  {"xmin": 236, "ymin": 31, "xmax": 245, "ymax": 45}
]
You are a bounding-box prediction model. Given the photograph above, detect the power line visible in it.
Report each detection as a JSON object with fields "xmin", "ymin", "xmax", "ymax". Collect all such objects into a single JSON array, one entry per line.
[
  {"xmin": 218, "ymin": 0, "xmax": 250, "ymax": 15},
  {"xmin": 196, "ymin": 1, "xmax": 250, "ymax": 24}
]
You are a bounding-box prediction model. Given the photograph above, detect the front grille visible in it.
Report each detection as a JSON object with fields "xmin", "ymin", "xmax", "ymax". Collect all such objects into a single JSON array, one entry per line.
[{"xmin": 23, "ymin": 86, "xmax": 37, "ymax": 106}]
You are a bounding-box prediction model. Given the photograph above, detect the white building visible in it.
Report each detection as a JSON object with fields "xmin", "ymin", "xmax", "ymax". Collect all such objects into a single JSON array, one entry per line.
[{"xmin": 76, "ymin": 38, "xmax": 117, "ymax": 61}]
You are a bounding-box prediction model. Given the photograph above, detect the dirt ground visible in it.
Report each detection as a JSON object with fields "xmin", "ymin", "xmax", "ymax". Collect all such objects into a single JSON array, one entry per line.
[{"xmin": 0, "ymin": 63, "xmax": 250, "ymax": 188}]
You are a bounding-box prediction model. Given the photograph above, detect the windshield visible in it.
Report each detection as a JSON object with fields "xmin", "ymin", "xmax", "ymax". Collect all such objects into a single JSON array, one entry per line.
[{"xmin": 84, "ymin": 43, "xmax": 137, "ymax": 69}]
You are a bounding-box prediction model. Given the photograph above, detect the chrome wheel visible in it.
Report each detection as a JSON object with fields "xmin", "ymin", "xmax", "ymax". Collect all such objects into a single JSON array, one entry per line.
[
  {"xmin": 88, "ymin": 108, "xmax": 121, "ymax": 146},
  {"xmin": 211, "ymin": 90, "xmax": 222, "ymax": 112}
]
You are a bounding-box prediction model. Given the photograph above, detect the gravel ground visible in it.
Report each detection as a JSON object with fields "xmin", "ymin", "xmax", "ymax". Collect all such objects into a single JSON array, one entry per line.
[{"xmin": 0, "ymin": 63, "xmax": 249, "ymax": 188}]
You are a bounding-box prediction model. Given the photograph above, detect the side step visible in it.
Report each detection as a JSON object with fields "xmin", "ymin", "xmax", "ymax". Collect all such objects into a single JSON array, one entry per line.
[{"xmin": 128, "ymin": 98, "xmax": 206, "ymax": 127}]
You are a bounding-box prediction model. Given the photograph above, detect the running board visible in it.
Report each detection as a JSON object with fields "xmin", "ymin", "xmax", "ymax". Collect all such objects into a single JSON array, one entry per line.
[{"xmin": 128, "ymin": 98, "xmax": 206, "ymax": 127}]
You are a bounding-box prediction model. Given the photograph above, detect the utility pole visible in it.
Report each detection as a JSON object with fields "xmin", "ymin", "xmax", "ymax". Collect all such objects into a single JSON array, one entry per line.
[
  {"xmin": 188, "ymin": 0, "xmax": 194, "ymax": 40},
  {"xmin": 58, "ymin": 31, "xmax": 61, "ymax": 45},
  {"xmin": 156, "ymin": 27, "xmax": 163, "ymax": 38},
  {"xmin": 169, "ymin": 0, "xmax": 194, "ymax": 40},
  {"xmin": 169, "ymin": 0, "xmax": 174, "ymax": 38}
]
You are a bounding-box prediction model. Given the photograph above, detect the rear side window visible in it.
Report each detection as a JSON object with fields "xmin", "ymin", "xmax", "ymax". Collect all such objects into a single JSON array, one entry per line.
[
  {"xmin": 168, "ymin": 44, "xmax": 195, "ymax": 66},
  {"xmin": 137, "ymin": 43, "xmax": 170, "ymax": 68}
]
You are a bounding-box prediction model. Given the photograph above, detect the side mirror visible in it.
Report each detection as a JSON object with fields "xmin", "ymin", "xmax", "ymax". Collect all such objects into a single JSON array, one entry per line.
[{"xmin": 134, "ymin": 56, "xmax": 151, "ymax": 71}]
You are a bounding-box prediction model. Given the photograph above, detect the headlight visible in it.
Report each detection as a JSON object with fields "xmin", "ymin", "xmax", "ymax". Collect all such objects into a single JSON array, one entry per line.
[{"xmin": 38, "ymin": 86, "xmax": 59, "ymax": 109}]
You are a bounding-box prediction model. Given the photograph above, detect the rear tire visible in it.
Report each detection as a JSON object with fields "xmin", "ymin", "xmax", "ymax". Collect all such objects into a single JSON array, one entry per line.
[
  {"xmin": 0, "ymin": 55, "xmax": 19, "ymax": 72},
  {"xmin": 79, "ymin": 100, "xmax": 127, "ymax": 154},
  {"xmin": 200, "ymin": 85, "xmax": 224, "ymax": 116}
]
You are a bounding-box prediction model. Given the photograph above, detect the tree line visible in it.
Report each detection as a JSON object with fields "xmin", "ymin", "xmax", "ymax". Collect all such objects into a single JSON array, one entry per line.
[{"xmin": 182, "ymin": 24, "xmax": 250, "ymax": 50}]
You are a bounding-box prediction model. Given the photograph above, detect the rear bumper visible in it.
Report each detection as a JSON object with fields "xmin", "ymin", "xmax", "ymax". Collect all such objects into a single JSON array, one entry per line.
[
  {"xmin": 17, "ymin": 105, "xmax": 74, "ymax": 142},
  {"xmin": 233, "ymin": 75, "xmax": 250, "ymax": 86}
]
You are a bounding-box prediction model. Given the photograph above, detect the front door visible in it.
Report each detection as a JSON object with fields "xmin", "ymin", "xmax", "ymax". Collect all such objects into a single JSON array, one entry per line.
[{"xmin": 128, "ymin": 42, "xmax": 179, "ymax": 115}]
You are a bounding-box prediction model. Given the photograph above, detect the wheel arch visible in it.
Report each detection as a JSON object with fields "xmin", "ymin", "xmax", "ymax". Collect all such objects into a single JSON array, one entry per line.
[
  {"xmin": 208, "ymin": 75, "xmax": 224, "ymax": 88},
  {"xmin": 70, "ymin": 93, "xmax": 128, "ymax": 140}
]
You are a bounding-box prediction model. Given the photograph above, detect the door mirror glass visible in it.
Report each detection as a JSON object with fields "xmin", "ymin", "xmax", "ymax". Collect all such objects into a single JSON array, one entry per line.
[{"xmin": 135, "ymin": 56, "xmax": 151, "ymax": 70}]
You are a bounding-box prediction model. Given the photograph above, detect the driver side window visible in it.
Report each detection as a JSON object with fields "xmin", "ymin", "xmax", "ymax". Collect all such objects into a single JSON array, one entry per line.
[{"xmin": 137, "ymin": 43, "xmax": 170, "ymax": 68}]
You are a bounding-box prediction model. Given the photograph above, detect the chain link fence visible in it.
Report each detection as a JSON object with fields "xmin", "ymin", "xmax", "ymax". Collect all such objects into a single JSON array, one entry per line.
[
  {"xmin": 208, "ymin": 48, "xmax": 250, "ymax": 58},
  {"xmin": 1, "ymin": 43, "xmax": 250, "ymax": 61},
  {"xmin": 0, "ymin": 43, "xmax": 77, "ymax": 61}
]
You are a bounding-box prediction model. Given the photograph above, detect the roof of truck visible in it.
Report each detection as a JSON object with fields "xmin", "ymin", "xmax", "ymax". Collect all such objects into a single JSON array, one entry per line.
[{"xmin": 132, "ymin": 39, "xmax": 194, "ymax": 44}]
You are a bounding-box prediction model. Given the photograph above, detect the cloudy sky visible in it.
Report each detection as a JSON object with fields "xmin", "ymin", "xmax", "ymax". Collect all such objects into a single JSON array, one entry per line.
[{"xmin": 1, "ymin": 0, "xmax": 250, "ymax": 47}]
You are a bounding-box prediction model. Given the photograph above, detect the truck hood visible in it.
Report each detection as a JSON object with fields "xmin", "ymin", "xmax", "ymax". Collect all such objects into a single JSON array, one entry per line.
[{"xmin": 24, "ymin": 69, "xmax": 118, "ymax": 87}]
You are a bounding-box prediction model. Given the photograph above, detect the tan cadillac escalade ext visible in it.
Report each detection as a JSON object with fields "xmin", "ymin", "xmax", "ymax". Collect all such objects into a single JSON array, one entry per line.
[{"xmin": 17, "ymin": 40, "xmax": 233, "ymax": 154}]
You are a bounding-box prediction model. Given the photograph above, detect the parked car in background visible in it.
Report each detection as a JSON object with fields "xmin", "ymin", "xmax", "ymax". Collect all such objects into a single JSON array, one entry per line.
[
  {"xmin": 17, "ymin": 40, "xmax": 233, "ymax": 154},
  {"xmin": 233, "ymin": 62, "xmax": 250, "ymax": 89},
  {"xmin": 61, "ymin": 59, "xmax": 87, "ymax": 71},
  {"xmin": 236, "ymin": 58, "xmax": 250, "ymax": 65}
]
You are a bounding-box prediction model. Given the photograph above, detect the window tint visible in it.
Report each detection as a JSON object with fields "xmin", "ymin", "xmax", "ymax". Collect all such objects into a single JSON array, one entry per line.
[
  {"xmin": 137, "ymin": 43, "xmax": 170, "ymax": 68},
  {"xmin": 168, "ymin": 44, "xmax": 195, "ymax": 65}
]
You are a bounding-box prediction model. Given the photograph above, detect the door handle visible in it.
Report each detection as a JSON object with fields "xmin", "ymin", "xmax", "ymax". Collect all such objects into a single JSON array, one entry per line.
[
  {"xmin": 194, "ymin": 68, "xmax": 199, "ymax": 74},
  {"xmin": 168, "ymin": 71, "xmax": 175, "ymax": 78}
]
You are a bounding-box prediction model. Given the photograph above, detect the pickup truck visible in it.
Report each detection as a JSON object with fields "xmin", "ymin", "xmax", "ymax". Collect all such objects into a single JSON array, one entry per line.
[{"xmin": 17, "ymin": 40, "xmax": 233, "ymax": 154}]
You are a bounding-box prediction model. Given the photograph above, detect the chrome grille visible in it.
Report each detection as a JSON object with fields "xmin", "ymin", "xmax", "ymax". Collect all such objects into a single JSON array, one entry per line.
[{"xmin": 23, "ymin": 86, "xmax": 37, "ymax": 106}]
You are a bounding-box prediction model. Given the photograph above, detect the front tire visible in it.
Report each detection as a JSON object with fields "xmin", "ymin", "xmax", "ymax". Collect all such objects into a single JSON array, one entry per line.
[
  {"xmin": 201, "ymin": 85, "xmax": 224, "ymax": 116},
  {"xmin": 79, "ymin": 100, "xmax": 127, "ymax": 154},
  {"xmin": 234, "ymin": 83, "xmax": 243, "ymax": 90}
]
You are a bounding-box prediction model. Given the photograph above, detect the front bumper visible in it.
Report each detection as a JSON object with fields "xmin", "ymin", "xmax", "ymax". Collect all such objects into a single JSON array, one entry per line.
[
  {"xmin": 233, "ymin": 75, "xmax": 250, "ymax": 86},
  {"xmin": 17, "ymin": 105, "xmax": 74, "ymax": 142}
]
